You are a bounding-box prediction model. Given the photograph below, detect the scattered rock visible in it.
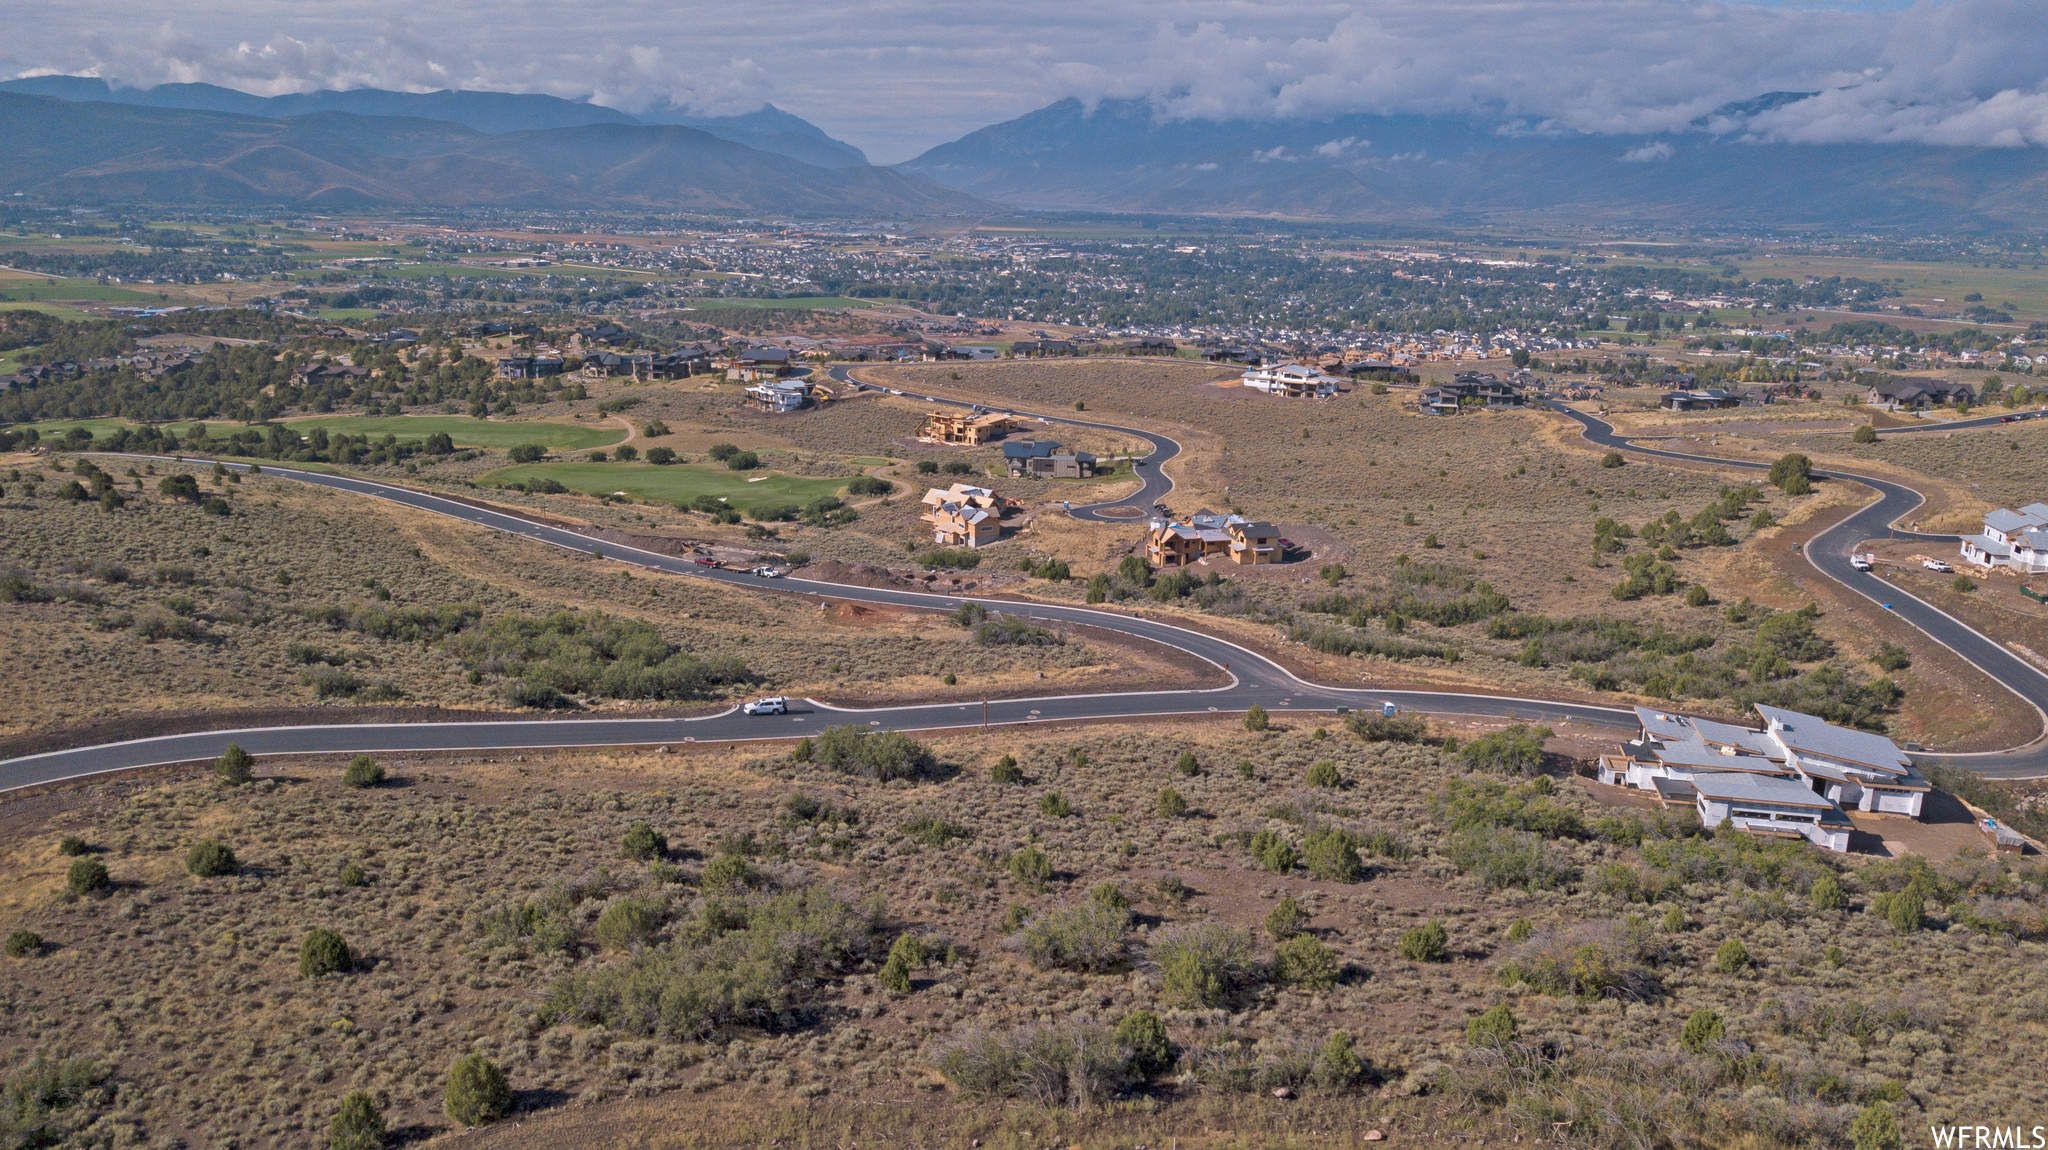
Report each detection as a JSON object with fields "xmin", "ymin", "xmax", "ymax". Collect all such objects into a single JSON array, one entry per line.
[
  {"xmin": 1271, "ymin": 1086, "xmax": 1294, "ymax": 1099},
  {"xmin": 1364, "ymin": 1132, "xmax": 1384, "ymax": 1142}
]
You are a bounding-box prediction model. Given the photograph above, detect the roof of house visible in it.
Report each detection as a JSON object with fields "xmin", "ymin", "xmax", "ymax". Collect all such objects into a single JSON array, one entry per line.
[
  {"xmin": 1650, "ymin": 776, "xmax": 1700, "ymax": 802},
  {"xmin": 1690, "ymin": 771, "xmax": 1838, "ymax": 810},
  {"xmin": 1985, "ymin": 508, "xmax": 2045, "ymax": 534},
  {"xmin": 1965, "ymin": 533, "xmax": 2015, "ymax": 558},
  {"xmin": 1755, "ymin": 704, "xmax": 1912, "ymax": 772},
  {"xmin": 1002, "ymin": 440, "xmax": 1059, "ymax": 459}
]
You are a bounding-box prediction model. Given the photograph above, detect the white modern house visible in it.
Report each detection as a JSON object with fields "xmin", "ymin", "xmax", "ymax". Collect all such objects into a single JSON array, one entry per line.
[
  {"xmin": 1241, "ymin": 363, "xmax": 1342, "ymax": 398},
  {"xmin": 1597, "ymin": 704, "xmax": 1928, "ymax": 852},
  {"xmin": 1960, "ymin": 503, "xmax": 2048, "ymax": 574}
]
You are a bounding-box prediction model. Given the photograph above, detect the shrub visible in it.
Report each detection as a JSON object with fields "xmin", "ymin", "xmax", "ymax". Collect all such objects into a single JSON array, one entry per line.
[
  {"xmin": 1448, "ymin": 826, "xmax": 1575, "ymax": 890},
  {"xmin": 708, "ymin": 442, "xmax": 739, "ymax": 461},
  {"xmin": 1810, "ymin": 873, "xmax": 1846, "ymax": 911},
  {"xmin": 1248, "ymin": 829, "xmax": 1297, "ymax": 873},
  {"xmin": 725, "ymin": 450, "xmax": 760, "ymax": 471},
  {"xmin": 507, "ymin": 443, "xmax": 546, "ymax": 463},
  {"xmin": 701, "ymin": 852, "xmax": 757, "ymax": 891},
  {"xmin": 1243, "ymin": 704, "xmax": 1269, "ymax": 732},
  {"xmin": 1265, "ymin": 896, "xmax": 1310, "ymax": 941},
  {"xmin": 444, "ymin": 1053, "xmax": 511, "ymax": 1127},
  {"xmin": 1506, "ymin": 918, "xmax": 1534, "ymax": 942},
  {"xmin": 185, "ymin": 839, "xmax": 237, "ymax": 878},
  {"xmin": 1953, "ymin": 574, "xmax": 1976, "ymax": 593},
  {"xmin": 644, "ymin": 446, "xmax": 676, "ymax": 465},
  {"xmin": 300, "ymin": 928, "xmax": 354, "ymax": 977},
  {"xmin": 1713, "ymin": 937, "xmax": 1751, "ymax": 974},
  {"xmin": 1459, "ymin": 724, "xmax": 1548, "ymax": 776},
  {"xmin": 1157, "ymin": 786, "xmax": 1188, "ymax": 818},
  {"xmin": 1311, "ymin": 1031, "xmax": 1366, "ymax": 1090},
  {"xmin": 1600, "ymin": 451, "xmax": 1625, "ymax": 468},
  {"xmin": 1466, "ymin": 1004, "xmax": 1517, "ymax": 1047},
  {"xmin": 1398, "ymin": 919, "xmax": 1448, "ymax": 962},
  {"xmin": 990, "ymin": 754, "xmax": 1023, "ymax": 784},
  {"xmin": 1851, "ymin": 1101, "xmax": 1902, "ymax": 1150},
  {"xmin": 1871, "ymin": 889, "xmax": 1924, "ymax": 932},
  {"xmin": 66, "ymin": 858, "xmax": 108, "ymax": 897},
  {"xmin": 328, "ymin": 1091, "xmax": 385, "ymax": 1150},
  {"xmin": 1153, "ymin": 922, "xmax": 1257, "ymax": 1007},
  {"xmin": 1852, "ymin": 424, "xmax": 1878, "ymax": 444},
  {"xmin": 1117, "ymin": 1010, "xmax": 1173, "ymax": 1078},
  {"xmin": 342, "ymin": 755, "xmax": 384, "ymax": 788},
  {"xmin": 1008, "ymin": 845, "xmax": 1052, "ymax": 890},
  {"xmin": 1685, "ymin": 584, "xmax": 1711, "ymax": 607},
  {"xmin": 1305, "ymin": 760, "xmax": 1342, "ymax": 787},
  {"xmin": 1274, "ymin": 934, "xmax": 1339, "ymax": 990},
  {"xmin": 595, "ymin": 900, "xmax": 660, "ymax": 951},
  {"xmin": 933, "ymin": 1023, "xmax": 1127, "ymax": 1108},
  {"xmin": 1019, "ymin": 902, "xmax": 1132, "ymax": 972},
  {"xmin": 1349, "ymin": 712, "xmax": 1427, "ymax": 742},
  {"xmin": 5, "ymin": 929, "xmax": 43, "ymax": 957},
  {"xmin": 214, "ymin": 743, "xmax": 255, "ymax": 785},
  {"xmin": 1680, "ymin": 1007, "xmax": 1725, "ymax": 1053},
  {"xmin": 339, "ymin": 863, "xmax": 368, "ymax": 887},
  {"xmin": 1661, "ymin": 905, "xmax": 1688, "ymax": 933},
  {"xmin": 1768, "ymin": 453, "xmax": 1812, "ymax": 491},
  {"xmin": 847, "ymin": 475, "xmax": 892, "ymax": 496},
  {"xmin": 881, "ymin": 933, "xmax": 926, "ymax": 991},
  {"xmin": 1038, "ymin": 791, "xmax": 1072, "ymax": 818},
  {"xmin": 57, "ymin": 836, "xmax": 88, "ymax": 856},
  {"xmin": 616, "ymin": 444, "xmax": 641, "ymax": 462},
  {"xmin": 621, "ymin": 822, "xmax": 668, "ymax": 861},
  {"xmin": 1300, "ymin": 826, "xmax": 1363, "ymax": 881},
  {"xmin": 812, "ymin": 725, "xmax": 937, "ymax": 781}
]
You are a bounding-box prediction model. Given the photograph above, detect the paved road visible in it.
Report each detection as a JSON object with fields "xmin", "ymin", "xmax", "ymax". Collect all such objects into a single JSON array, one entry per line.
[
  {"xmin": 8, "ymin": 399, "xmax": 2045, "ymax": 789},
  {"xmin": 826, "ymin": 364, "xmax": 1180, "ymax": 521},
  {"xmin": 1552, "ymin": 402, "xmax": 2048, "ymax": 777},
  {"xmin": 0, "ymin": 454, "xmax": 1631, "ymax": 791}
]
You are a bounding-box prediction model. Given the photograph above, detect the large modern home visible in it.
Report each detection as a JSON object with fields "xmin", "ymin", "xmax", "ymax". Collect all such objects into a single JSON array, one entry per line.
[
  {"xmin": 1418, "ymin": 373, "xmax": 1527, "ymax": 414},
  {"xmin": 1959, "ymin": 503, "xmax": 2048, "ymax": 574},
  {"xmin": 1145, "ymin": 509, "xmax": 1281, "ymax": 567},
  {"xmin": 1597, "ymin": 704, "xmax": 1927, "ymax": 853},
  {"xmin": 1002, "ymin": 439, "xmax": 1097, "ymax": 478},
  {"xmin": 743, "ymin": 379, "xmax": 812, "ymax": 413},
  {"xmin": 1241, "ymin": 363, "xmax": 1342, "ymax": 398}
]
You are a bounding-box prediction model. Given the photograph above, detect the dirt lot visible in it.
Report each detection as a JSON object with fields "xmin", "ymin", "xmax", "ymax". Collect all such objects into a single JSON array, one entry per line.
[{"xmin": 2, "ymin": 720, "xmax": 2041, "ymax": 1148}]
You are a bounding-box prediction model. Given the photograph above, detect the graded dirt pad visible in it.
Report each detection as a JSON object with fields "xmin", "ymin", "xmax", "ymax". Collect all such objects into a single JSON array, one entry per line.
[{"xmin": 2, "ymin": 720, "xmax": 2040, "ymax": 1150}]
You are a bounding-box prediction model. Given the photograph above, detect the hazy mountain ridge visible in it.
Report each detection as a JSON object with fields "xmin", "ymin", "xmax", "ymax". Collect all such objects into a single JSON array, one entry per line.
[
  {"xmin": 0, "ymin": 92, "xmax": 979, "ymax": 215},
  {"xmin": 0, "ymin": 76, "xmax": 868, "ymax": 167},
  {"xmin": 901, "ymin": 97, "xmax": 2048, "ymax": 228}
]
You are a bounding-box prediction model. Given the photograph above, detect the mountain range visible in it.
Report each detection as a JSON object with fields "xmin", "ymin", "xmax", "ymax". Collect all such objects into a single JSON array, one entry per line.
[
  {"xmin": 0, "ymin": 76, "xmax": 870, "ymax": 168},
  {"xmin": 901, "ymin": 97, "xmax": 2048, "ymax": 229},
  {"xmin": 0, "ymin": 91, "xmax": 980, "ymax": 215}
]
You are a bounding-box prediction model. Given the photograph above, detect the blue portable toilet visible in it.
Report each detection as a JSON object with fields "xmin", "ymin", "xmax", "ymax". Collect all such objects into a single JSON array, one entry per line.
[{"xmin": 1381, "ymin": 701, "xmax": 1398, "ymax": 717}]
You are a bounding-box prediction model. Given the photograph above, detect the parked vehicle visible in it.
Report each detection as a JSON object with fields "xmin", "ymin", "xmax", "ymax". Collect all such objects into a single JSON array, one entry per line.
[
  {"xmin": 742, "ymin": 696, "xmax": 788, "ymax": 715},
  {"xmin": 694, "ymin": 557, "xmax": 719, "ymax": 567},
  {"xmin": 1922, "ymin": 558, "xmax": 1953, "ymax": 572},
  {"xmin": 1850, "ymin": 554, "xmax": 1874, "ymax": 571},
  {"xmin": 752, "ymin": 566, "xmax": 784, "ymax": 578}
]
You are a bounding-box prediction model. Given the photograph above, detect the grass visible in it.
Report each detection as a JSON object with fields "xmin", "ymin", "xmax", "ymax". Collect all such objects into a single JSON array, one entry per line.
[
  {"xmin": 0, "ymin": 720, "xmax": 2037, "ymax": 1148},
  {"xmin": 683, "ymin": 296, "xmax": 875, "ymax": 310},
  {"xmin": 0, "ymin": 277, "xmax": 160, "ymax": 303},
  {"xmin": 281, "ymin": 415, "xmax": 626, "ymax": 450},
  {"xmin": 483, "ymin": 460, "xmax": 850, "ymax": 511},
  {"xmin": 0, "ymin": 300, "xmax": 101, "ymax": 321}
]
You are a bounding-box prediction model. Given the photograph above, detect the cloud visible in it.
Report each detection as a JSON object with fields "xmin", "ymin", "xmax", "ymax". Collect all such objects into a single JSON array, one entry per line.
[
  {"xmin": 1620, "ymin": 141, "xmax": 1674, "ymax": 162},
  {"xmin": 3, "ymin": 1, "xmax": 2045, "ymax": 160}
]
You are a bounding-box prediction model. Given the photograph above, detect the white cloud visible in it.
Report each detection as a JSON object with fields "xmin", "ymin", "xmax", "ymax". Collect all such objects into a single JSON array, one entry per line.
[
  {"xmin": 1620, "ymin": 141, "xmax": 1674, "ymax": 162},
  {"xmin": 3, "ymin": 1, "xmax": 2045, "ymax": 161}
]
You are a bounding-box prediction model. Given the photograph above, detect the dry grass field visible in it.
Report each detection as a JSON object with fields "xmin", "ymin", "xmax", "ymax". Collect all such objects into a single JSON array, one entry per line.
[
  {"xmin": 0, "ymin": 457, "xmax": 1177, "ymax": 746},
  {"xmin": 2, "ymin": 720, "xmax": 2043, "ymax": 1149}
]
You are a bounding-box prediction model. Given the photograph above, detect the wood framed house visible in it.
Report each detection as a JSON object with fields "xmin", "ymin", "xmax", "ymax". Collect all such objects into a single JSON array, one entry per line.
[
  {"xmin": 1146, "ymin": 510, "xmax": 1282, "ymax": 567},
  {"xmin": 920, "ymin": 483, "xmax": 1011, "ymax": 548},
  {"xmin": 917, "ymin": 410, "xmax": 1017, "ymax": 445}
]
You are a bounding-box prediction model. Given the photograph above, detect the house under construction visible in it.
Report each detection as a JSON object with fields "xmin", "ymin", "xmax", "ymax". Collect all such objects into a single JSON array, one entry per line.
[{"xmin": 917, "ymin": 409, "xmax": 1018, "ymax": 445}]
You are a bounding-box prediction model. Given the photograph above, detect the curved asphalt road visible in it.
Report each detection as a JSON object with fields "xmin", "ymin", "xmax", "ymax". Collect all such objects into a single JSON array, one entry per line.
[
  {"xmin": 8, "ymin": 399, "xmax": 2045, "ymax": 789},
  {"xmin": 826, "ymin": 364, "xmax": 1180, "ymax": 520},
  {"xmin": 1553, "ymin": 402, "xmax": 2048, "ymax": 778},
  {"xmin": 0, "ymin": 453, "xmax": 1629, "ymax": 792}
]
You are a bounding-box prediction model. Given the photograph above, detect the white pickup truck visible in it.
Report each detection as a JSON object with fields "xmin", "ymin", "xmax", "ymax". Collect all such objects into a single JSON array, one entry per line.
[
  {"xmin": 1850, "ymin": 554, "xmax": 1875, "ymax": 571},
  {"xmin": 1921, "ymin": 558, "xmax": 1953, "ymax": 573}
]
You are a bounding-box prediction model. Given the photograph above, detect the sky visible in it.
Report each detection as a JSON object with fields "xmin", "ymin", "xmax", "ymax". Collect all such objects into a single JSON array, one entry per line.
[{"xmin": 4, "ymin": 0, "xmax": 2045, "ymax": 163}]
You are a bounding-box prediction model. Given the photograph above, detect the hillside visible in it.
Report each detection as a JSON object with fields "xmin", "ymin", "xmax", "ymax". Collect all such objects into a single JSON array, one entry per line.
[
  {"xmin": 0, "ymin": 92, "xmax": 980, "ymax": 215},
  {"xmin": 0, "ymin": 76, "xmax": 868, "ymax": 168},
  {"xmin": 901, "ymin": 98, "xmax": 2048, "ymax": 229}
]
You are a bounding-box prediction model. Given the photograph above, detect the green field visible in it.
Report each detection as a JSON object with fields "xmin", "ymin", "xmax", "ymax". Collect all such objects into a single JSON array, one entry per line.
[
  {"xmin": 281, "ymin": 415, "xmax": 625, "ymax": 449},
  {"xmin": 0, "ymin": 277, "xmax": 160, "ymax": 303},
  {"xmin": 0, "ymin": 301, "xmax": 98, "ymax": 321},
  {"xmin": 302, "ymin": 308, "xmax": 382, "ymax": 320},
  {"xmin": 483, "ymin": 461, "xmax": 848, "ymax": 511},
  {"xmin": 683, "ymin": 296, "xmax": 875, "ymax": 311}
]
